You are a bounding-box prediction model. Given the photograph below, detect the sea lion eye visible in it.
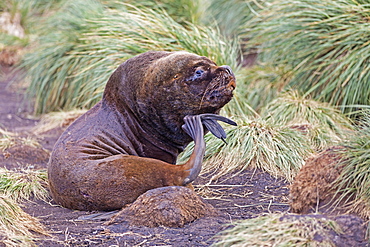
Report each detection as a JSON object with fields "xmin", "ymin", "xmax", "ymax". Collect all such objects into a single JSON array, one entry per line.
[{"xmin": 194, "ymin": 69, "xmax": 204, "ymax": 79}]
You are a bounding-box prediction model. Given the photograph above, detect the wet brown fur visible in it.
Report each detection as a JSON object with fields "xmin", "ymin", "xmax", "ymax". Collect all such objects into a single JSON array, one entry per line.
[{"xmin": 48, "ymin": 51, "xmax": 235, "ymax": 211}]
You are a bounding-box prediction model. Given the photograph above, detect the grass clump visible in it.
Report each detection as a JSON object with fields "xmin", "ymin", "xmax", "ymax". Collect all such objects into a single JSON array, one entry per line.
[
  {"xmin": 0, "ymin": 129, "xmax": 40, "ymax": 152},
  {"xmin": 0, "ymin": 168, "xmax": 48, "ymax": 203},
  {"xmin": 245, "ymin": 0, "xmax": 370, "ymax": 115},
  {"xmin": 213, "ymin": 213, "xmax": 341, "ymax": 247},
  {"xmin": 204, "ymin": 0, "xmax": 266, "ymax": 38},
  {"xmin": 0, "ymin": 131, "xmax": 49, "ymax": 246},
  {"xmin": 180, "ymin": 115, "xmax": 312, "ymax": 182},
  {"xmin": 333, "ymin": 112, "xmax": 370, "ymax": 220},
  {"xmin": 232, "ymin": 64, "xmax": 292, "ymax": 113},
  {"xmin": 20, "ymin": 0, "xmax": 111, "ymax": 114},
  {"xmin": 0, "ymin": 195, "xmax": 48, "ymax": 247}
]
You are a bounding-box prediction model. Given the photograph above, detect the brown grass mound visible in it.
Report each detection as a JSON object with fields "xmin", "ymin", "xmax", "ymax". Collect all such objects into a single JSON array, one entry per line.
[
  {"xmin": 107, "ymin": 186, "xmax": 218, "ymax": 228},
  {"xmin": 290, "ymin": 146, "xmax": 343, "ymax": 214}
]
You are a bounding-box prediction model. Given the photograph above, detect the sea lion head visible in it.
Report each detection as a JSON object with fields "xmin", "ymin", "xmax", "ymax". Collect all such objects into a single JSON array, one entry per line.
[{"xmin": 103, "ymin": 51, "xmax": 236, "ymax": 147}]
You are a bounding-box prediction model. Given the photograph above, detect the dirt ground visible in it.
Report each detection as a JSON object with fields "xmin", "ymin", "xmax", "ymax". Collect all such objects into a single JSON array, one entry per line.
[{"xmin": 0, "ymin": 65, "xmax": 369, "ymax": 246}]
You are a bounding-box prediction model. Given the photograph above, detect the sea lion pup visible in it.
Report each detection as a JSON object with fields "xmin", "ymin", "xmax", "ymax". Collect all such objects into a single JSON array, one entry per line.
[{"xmin": 48, "ymin": 51, "xmax": 236, "ymax": 211}]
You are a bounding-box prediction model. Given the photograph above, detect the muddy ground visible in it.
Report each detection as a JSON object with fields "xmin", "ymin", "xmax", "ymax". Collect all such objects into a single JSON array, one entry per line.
[{"xmin": 0, "ymin": 65, "xmax": 369, "ymax": 246}]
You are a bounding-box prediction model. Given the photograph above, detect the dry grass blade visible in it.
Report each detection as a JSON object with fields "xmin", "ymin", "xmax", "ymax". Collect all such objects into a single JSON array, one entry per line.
[
  {"xmin": 32, "ymin": 109, "xmax": 86, "ymax": 134},
  {"xmin": 0, "ymin": 128, "xmax": 40, "ymax": 152},
  {"xmin": 212, "ymin": 213, "xmax": 341, "ymax": 247},
  {"xmin": 0, "ymin": 195, "xmax": 48, "ymax": 247}
]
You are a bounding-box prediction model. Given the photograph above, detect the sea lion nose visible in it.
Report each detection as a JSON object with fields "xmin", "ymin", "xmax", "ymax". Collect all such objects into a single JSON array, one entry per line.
[{"xmin": 220, "ymin": 65, "xmax": 234, "ymax": 76}]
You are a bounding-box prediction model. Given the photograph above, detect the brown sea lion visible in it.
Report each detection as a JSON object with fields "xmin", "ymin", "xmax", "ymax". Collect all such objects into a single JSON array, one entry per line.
[{"xmin": 48, "ymin": 51, "xmax": 236, "ymax": 211}]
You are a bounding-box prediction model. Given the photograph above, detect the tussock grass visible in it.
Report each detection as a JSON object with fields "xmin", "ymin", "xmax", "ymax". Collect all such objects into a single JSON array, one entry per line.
[
  {"xmin": 21, "ymin": 1, "xmax": 241, "ymax": 114},
  {"xmin": 0, "ymin": 195, "xmax": 48, "ymax": 247},
  {"xmin": 261, "ymin": 91, "xmax": 353, "ymax": 150},
  {"xmin": 179, "ymin": 115, "xmax": 312, "ymax": 182},
  {"xmin": 245, "ymin": 0, "xmax": 370, "ymax": 115},
  {"xmin": 333, "ymin": 112, "xmax": 370, "ymax": 220},
  {"xmin": 213, "ymin": 213, "xmax": 341, "ymax": 247},
  {"xmin": 0, "ymin": 168, "xmax": 48, "ymax": 203},
  {"xmin": 20, "ymin": 0, "xmax": 109, "ymax": 114},
  {"xmin": 0, "ymin": 130, "xmax": 49, "ymax": 245}
]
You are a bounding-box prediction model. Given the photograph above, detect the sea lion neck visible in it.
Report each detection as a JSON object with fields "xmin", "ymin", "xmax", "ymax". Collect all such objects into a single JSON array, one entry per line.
[
  {"xmin": 102, "ymin": 51, "xmax": 189, "ymax": 158},
  {"xmin": 100, "ymin": 99, "xmax": 183, "ymax": 164}
]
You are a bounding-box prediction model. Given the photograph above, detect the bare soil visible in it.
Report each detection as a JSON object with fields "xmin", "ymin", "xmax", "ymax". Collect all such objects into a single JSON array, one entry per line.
[{"xmin": 0, "ymin": 65, "xmax": 368, "ymax": 246}]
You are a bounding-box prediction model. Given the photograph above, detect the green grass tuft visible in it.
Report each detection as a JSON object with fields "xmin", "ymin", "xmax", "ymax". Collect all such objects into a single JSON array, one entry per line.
[
  {"xmin": 21, "ymin": 1, "xmax": 241, "ymax": 114},
  {"xmin": 231, "ymin": 64, "xmax": 293, "ymax": 113},
  {"xmin": 204, "ymin": 0, "xmax": 266, "ymax": 38}
]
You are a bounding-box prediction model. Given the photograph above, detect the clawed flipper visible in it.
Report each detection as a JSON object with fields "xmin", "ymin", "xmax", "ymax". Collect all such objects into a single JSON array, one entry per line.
[
  {"xmin": 182, "ymin": 113, "xmax": 236, "ymax": 143},
  {"xmin": 181, "ymin": 114, "xmax": 236, "ymax": 186},
  {"xmin": 199, "ymin": 114, "xmax": 236, "ymax": 144}
]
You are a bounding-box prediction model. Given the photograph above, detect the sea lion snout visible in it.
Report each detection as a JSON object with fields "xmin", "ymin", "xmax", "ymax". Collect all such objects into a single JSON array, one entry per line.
[
  {"xmin": 219, "ymin": 65, "xmax": 236, "ymax": 90},
  {"xmin": 204, "ymin": 64, "xmax": 236, "ymax": 105}
]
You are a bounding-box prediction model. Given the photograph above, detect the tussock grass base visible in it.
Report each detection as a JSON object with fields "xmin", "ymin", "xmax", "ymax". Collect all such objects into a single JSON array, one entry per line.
[
  {"xmin": 333, "ymin": 113, "xmax": 370, "ymax": 220},
  {"xmin": 290, "ymin": 146, "xmax": 344, "ymax": 214}
]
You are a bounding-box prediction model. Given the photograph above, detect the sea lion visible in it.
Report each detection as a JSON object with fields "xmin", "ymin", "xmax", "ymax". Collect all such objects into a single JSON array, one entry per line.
[{"xmin": 48, "ymin": 51, "xmax": 236, "ymax": 211}]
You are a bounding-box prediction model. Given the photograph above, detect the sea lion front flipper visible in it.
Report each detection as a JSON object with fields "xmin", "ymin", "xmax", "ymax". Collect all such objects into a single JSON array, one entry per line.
[
  {"xmin": 199, "ymin": 114, "xmax": 237, "ymax": 144},
  {"xmin": 181, "ymin": 115, "xmax": 205, "ymax": 185}
]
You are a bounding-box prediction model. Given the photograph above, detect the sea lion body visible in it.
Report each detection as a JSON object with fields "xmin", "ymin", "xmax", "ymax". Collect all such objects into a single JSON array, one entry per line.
[{"xmin": 48, "ymin": 51, "xmax": 235, "ymax": 211}]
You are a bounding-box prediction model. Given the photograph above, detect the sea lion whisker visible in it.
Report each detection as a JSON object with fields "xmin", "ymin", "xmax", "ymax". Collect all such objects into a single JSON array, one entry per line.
[{"xmin": 199, "ymin": 78, "xmax": 225, "ymax": 109}]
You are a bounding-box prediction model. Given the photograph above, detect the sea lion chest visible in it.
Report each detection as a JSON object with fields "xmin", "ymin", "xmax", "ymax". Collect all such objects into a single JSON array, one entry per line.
[{"xmin": 56, "ymin": 101, "xmax": 181, "ymax": 166}]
